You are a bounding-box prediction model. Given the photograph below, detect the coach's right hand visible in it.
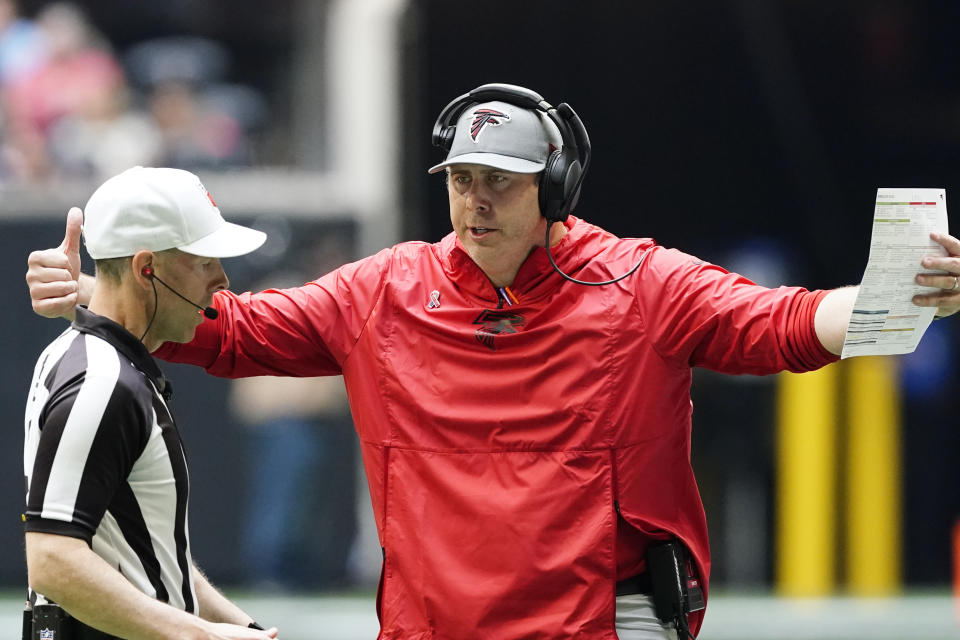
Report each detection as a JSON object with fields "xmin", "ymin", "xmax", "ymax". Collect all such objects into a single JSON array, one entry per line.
[{"xmin": 26, "ymin": 207, "xmax": 84, "ymax": 320}]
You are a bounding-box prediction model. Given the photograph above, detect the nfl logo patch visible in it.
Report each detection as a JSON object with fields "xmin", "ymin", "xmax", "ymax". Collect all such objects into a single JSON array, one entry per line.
[{"xmin": 40, "ymin": 628, "xmax": 54, "ymax": 640}]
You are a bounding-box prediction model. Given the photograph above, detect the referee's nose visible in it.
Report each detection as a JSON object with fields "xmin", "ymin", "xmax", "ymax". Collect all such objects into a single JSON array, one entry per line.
[{"xmin": 212, "ymin": 259, "xmax": 229, "ymax": 293}]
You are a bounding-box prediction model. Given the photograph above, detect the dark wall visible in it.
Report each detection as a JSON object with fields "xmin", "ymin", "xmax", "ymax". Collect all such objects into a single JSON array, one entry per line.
[
  {"xmin": 414, "ymin": 0, "xmax": 960, "ymax": 287},
  {"xmin": 412, "ymin": 0, "xmax": 960, "ymax": 585}
]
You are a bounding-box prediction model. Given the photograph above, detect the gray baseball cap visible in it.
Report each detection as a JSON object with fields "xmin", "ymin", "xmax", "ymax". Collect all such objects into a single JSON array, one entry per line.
[{"xmin": 428, "ymin": 100, "xmax": 563, "ymax": 174}]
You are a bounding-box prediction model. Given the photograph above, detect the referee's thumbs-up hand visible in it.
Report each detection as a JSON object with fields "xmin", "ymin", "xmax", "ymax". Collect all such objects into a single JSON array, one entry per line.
[
  {"xmin": 59, "ymin": 206, "xmax": 83, "ymax": 281},
  {"xmin": 26, "ymin": 207, "xmax": 84, "ymax": 320}
]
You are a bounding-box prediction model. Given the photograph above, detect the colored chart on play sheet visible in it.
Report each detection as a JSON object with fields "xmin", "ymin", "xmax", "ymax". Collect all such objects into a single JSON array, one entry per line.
[{"xmin": 841, "ymin": 188, "xmax": 948, "ymax": 358}]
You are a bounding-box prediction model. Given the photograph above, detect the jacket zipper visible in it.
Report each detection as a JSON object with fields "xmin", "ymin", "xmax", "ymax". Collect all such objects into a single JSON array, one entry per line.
[{"xmin": 610, "ymin": 448, "xmax": 620, "ymax": 514}]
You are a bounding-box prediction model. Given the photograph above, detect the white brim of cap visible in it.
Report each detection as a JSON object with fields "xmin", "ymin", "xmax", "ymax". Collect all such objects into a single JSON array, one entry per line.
[
  {"xmin": 428, "ymin": 152, "xmax": 546, "ymax": 174},
  {"xmin": 177, "ymin": 221, "xmax": 267, "ymax": 258}
]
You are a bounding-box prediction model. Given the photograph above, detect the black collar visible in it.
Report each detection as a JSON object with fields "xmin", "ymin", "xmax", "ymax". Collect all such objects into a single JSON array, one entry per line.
[{"xmin": 72, "ymin": 307, "xmax": 173, "ymax": 400}]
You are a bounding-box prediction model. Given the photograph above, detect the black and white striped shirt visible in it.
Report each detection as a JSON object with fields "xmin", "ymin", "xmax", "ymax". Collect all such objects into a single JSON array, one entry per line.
[{"xmin": 24, "ymin": 307, "xmax": 196, "ymax": 612}]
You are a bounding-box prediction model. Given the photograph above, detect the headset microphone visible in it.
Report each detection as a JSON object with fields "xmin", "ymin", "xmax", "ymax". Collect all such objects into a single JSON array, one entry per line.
[{"xmin": 141, "ymin": 267, "xmax": 218, "ymax": 320}]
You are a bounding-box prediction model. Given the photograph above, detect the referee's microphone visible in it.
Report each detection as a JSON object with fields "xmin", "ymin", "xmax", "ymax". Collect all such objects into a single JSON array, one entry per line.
[{"xmin": 141, "ymin": 267, "xmax": 218, "ymax": 320}]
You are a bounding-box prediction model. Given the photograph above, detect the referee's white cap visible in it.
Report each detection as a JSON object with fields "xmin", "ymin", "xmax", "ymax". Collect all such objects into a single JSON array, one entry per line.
[{"xmin": 82, "ymin": 166, "xmax": 266, "ymax": 260}]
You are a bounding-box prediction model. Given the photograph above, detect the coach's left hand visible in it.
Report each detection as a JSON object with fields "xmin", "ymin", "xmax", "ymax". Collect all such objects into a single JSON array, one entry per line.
[{"xmin": 913, "ymin": 231, "xmax": 960, "ymax": 318}]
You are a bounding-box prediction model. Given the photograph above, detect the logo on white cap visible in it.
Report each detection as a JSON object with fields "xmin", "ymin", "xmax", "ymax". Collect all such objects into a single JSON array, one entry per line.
[{"xmin": 470, "ymin": 108, "xmax": 510, "ymax": 142}]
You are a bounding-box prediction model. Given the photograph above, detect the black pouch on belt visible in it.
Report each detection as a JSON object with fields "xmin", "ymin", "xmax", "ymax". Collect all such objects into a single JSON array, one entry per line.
[
  {"xmin": 31, "ymin": 603, "xmax": 74, "ymax": 640},
  {"xmin": 646, "ymin": 539, "xmax": 706, "ymax": 626},
  {"xmin": 29, "ymin": 603, "xmax": 118, "ymax": 640}
]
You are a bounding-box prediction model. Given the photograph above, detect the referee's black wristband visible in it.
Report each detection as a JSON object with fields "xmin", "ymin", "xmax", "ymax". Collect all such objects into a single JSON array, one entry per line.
[{"xmin": 248, "ymin": 622, "xmax": 265, "ymax": 630}]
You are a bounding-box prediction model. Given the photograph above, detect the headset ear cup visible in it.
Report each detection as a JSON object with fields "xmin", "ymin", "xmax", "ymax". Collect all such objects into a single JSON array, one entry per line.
[
  {"xmin": 563, "ymin": 159, "xmax": 582, "ymax": 214},
  {"xmin": 439, "ymin": 126, "xmax": 456, "ymax": 151},
  {"xmin": 539, "ymin": 150, "xmax": 563, "ymax": 223},
  {"xmin": 539, "ymin": 149, "xmax": 579, "ymax": 223}
]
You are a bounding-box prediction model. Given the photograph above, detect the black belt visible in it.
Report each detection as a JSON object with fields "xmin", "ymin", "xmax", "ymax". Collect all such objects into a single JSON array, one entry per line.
[
  {"xmin": 615, "ymin": 571, "xmax": 652, "ymax": 597},
  {"xmin": 73, "ymin": 619, "xmax": 120, "ymax": 640},
  {"xmin": 73, "ymin": 620, "xmax": 120, "ymax": 640}
]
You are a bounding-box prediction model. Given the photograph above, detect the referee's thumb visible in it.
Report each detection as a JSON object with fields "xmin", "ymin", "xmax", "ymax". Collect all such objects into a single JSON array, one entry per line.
[{"xmin": 60, "ymin": 207, "xmax": 82, "ymax": 259}]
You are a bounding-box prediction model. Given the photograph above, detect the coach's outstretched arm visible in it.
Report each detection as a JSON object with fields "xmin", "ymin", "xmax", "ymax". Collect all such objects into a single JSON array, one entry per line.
[
  {"xmin": 25, "ymin": 211, "xmax": 960, "ymax": 345},
  {"xmin": 813, "ymin": 285, "xmax": 859, "ymax": 355},
  {"xmin": 813, "ymin": 231, "xmax": 960, "ymax": 355}
]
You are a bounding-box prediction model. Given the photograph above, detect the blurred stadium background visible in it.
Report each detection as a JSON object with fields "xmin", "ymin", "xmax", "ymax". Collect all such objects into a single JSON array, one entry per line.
[{"xmin": 1, "ymin": 1, "xmax": 958, "ymax": 638}]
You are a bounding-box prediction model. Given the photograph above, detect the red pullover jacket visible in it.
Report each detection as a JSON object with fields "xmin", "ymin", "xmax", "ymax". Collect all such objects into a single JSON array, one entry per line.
[{"xmin": 158, "ymin": 216, "xmax": 838, "ymax": 638}]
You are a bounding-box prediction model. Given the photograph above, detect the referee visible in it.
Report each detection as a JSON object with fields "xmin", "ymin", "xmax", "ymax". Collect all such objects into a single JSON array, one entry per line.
[{"xmin": 23, "ymin": 167, "xmax": 277, "ymax": 640}]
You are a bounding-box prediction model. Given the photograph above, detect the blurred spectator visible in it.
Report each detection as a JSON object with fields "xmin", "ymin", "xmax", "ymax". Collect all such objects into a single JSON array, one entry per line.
[
  {"xmin": 148, "ymin": 79, "xmax": 247, "ymax": 168},
  {"xmin": 16, "ymin": 3, "xmax": 119, "ymax": 132},
  {"xmin": 125, "ymin": 35, "xmax": 229, "ymax": 88},
  {"xmin": 0, "ymin": 14, "xmax": 267, "ymax": 181},
  {"xmin": 0, "ymin": 0, "xmax": 45, "ymax": 87},
  {"xmin": 690, "ymin": 238, "xmax": 797, "ymax": 586},
  {"xmin": 2, "ymin": 2, "xmax": 124, "ymax": 180},
  {"xmin": 126, "ymin": 36, "xmax": 266, "ymax": 168},
  {"xmin": 230, "ymin": 250, "xmax": 358, "ymax": 592},
  {"xmin": 231, "ymin": 371, "xmax": 356, "ymax": 592},
  {"xmin": 46, "ymin": 71, "xmax": 160, "ymax": 179}
]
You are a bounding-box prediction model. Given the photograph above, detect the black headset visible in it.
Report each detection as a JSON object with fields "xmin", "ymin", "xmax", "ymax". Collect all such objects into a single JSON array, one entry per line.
[{"xmin": 431, "ymin": 83, "xmax": 591, "ymax": 224}]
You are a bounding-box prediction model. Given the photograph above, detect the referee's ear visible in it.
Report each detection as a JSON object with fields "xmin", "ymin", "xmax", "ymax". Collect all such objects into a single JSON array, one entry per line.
[{"xmin": 131, "ymin": 251, "xmax": 156, "ymax": 290}]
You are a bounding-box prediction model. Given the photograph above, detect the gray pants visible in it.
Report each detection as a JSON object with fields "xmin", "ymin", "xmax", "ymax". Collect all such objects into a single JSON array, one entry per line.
[{"xmin": 615, "ymin": 594, "xmax": 678, "ymax": 640}]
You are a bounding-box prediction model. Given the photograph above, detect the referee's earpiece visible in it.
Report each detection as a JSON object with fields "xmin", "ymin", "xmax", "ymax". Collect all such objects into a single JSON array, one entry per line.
[
  {"xmin": 431, "ymin": 83, "xmax": 591, "ymax": 224},
  {"xmin": 140, "ymin": 265, "xmax": 218, "ymax": 320}
]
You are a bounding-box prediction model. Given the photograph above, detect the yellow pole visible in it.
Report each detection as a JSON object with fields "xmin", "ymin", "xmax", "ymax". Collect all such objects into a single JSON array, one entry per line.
[
  {"xmin": 775, "ymin": 366, "xmax": 838, "ymax": 596},
  {"xmin": 845, "ymin": 356, "xmax": 901, "ymax": 595}
]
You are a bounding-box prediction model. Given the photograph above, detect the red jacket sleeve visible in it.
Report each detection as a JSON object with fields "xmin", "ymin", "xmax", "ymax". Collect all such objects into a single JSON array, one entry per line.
[
  {"xmin": 154, "ymin": 248, "xmax": 393, "ymax": 378},
  {"xmin": 636, "ymin": 247, "xmax": 839, "ymax": 374}
]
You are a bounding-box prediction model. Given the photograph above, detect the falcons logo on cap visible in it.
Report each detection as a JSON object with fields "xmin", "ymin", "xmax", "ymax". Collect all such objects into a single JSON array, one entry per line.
[{"xmin": 470, "ymin": 108, "xmax": 510, "ymax": 142}]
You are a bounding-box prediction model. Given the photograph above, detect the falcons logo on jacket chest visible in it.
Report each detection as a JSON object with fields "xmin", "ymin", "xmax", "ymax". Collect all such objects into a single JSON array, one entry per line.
[{"xmin": 472, "ymin": 310, "xmax": 526, "ymax": 350}]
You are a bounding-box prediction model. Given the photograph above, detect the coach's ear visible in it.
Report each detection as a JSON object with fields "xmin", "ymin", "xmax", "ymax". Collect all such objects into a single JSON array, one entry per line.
[{"xmin": 131, "ymin": 251, "xmax": 156, "ymax": 290}]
